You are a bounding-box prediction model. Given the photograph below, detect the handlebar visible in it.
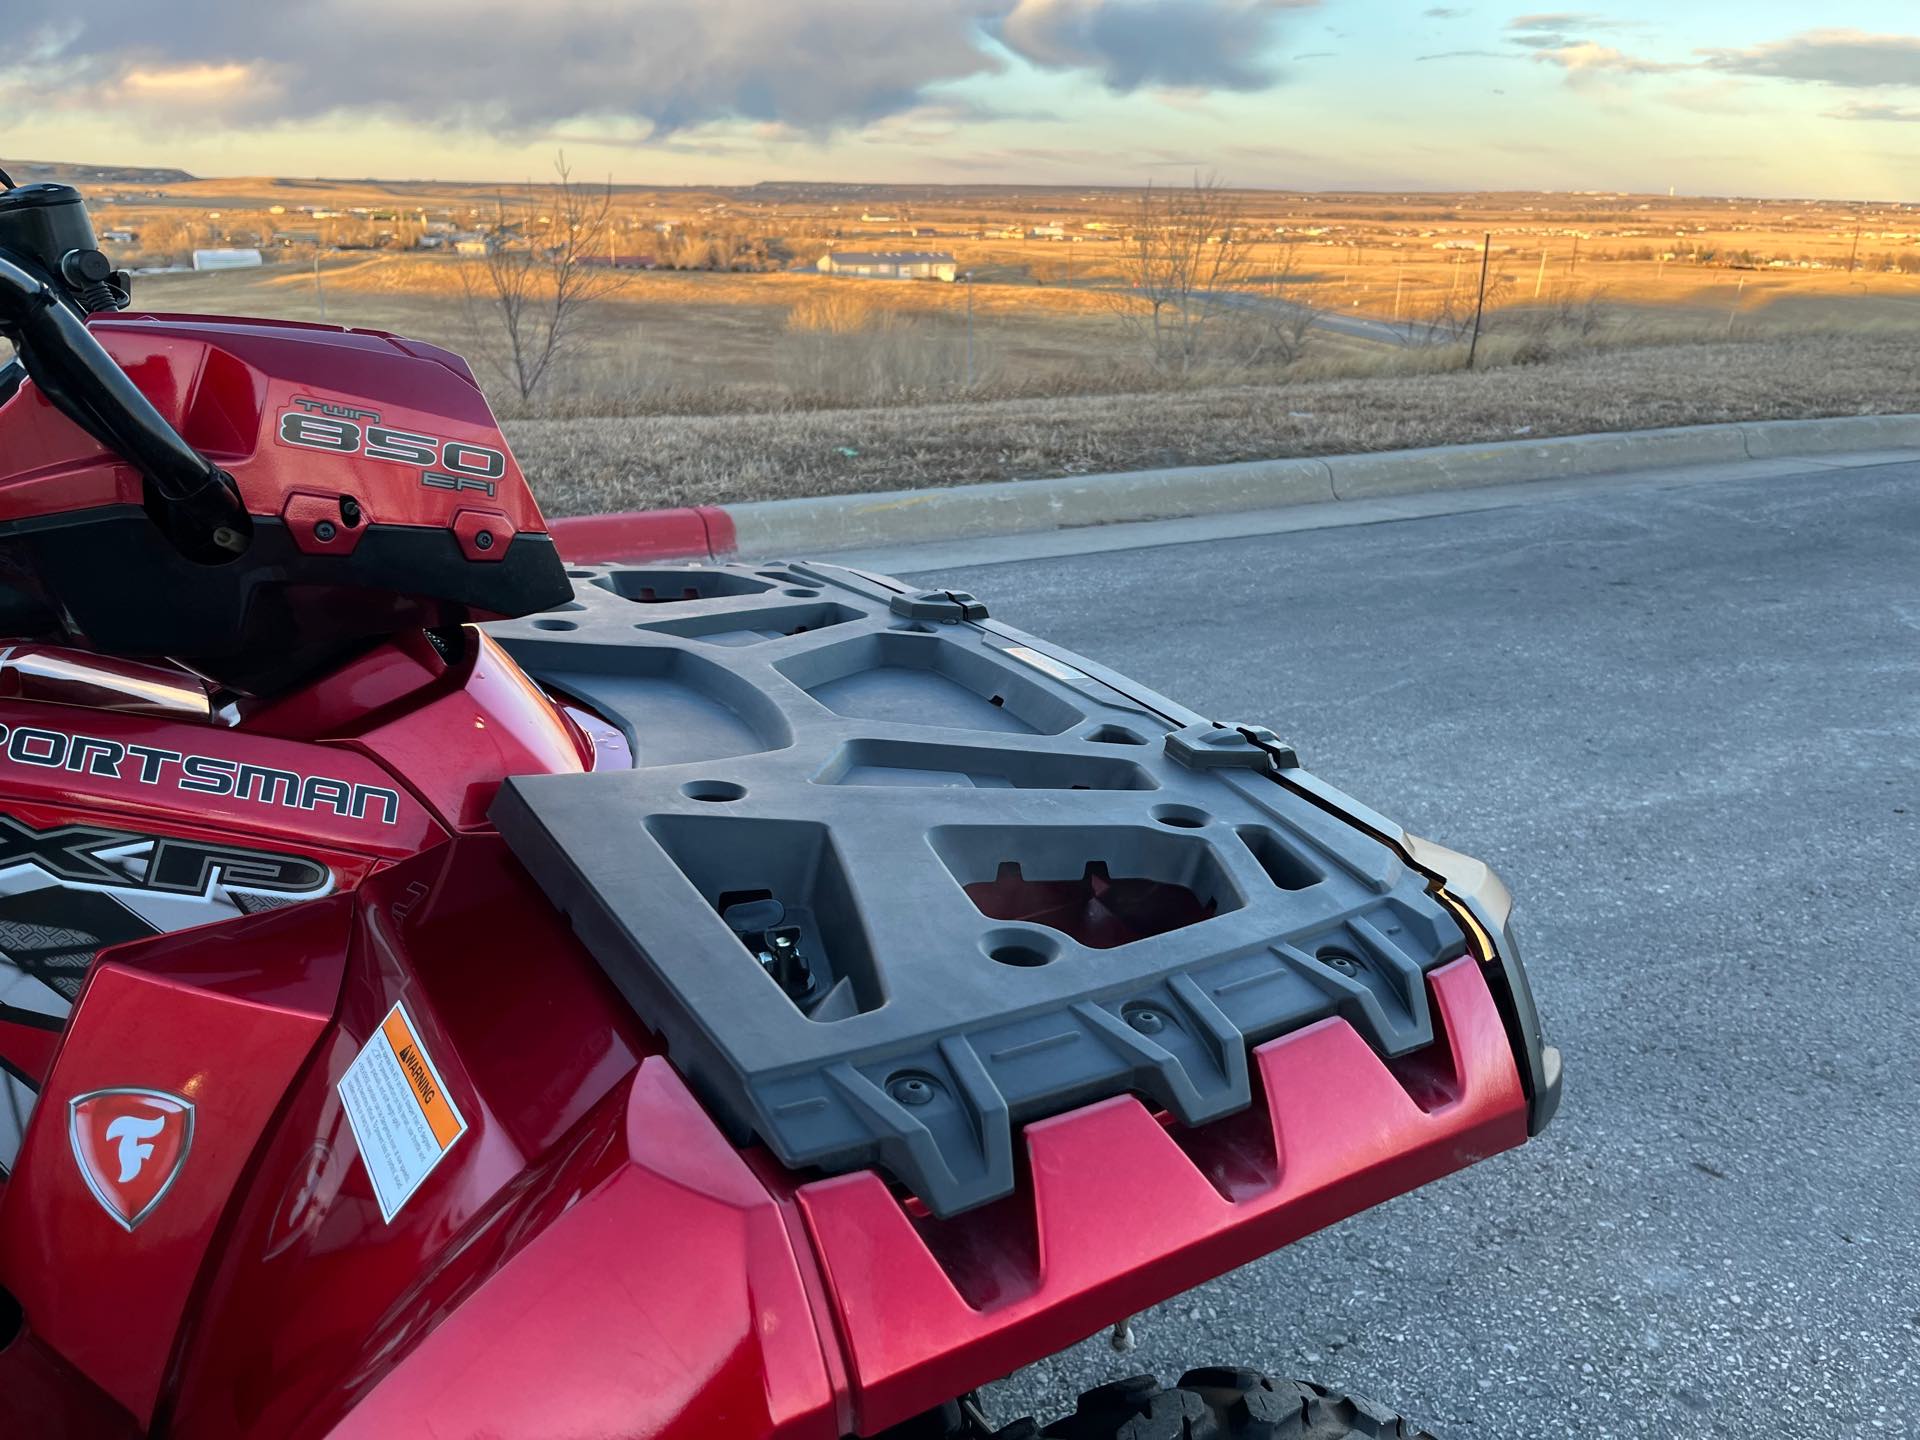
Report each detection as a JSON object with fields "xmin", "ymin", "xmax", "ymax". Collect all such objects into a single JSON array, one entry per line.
[{"xmin": 0, "ymin": 235, "xmax": 250, "ymax": 561}]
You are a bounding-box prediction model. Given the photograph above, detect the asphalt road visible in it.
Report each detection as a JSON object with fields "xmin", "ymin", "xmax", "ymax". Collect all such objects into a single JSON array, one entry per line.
[
  {"xmin": 891, "ymin": 462, "xmax": 1920, "ymax": 1438},
  {"xmin": 1204, "ymin": 287, "xmax": 1422, "ymax": 346}
]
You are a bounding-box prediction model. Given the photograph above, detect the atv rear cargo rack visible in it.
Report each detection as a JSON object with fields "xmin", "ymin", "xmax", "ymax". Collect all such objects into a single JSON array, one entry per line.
[{"xmin": 489, "ymin": 562, "xmax": 1473, "ymax": 1217}]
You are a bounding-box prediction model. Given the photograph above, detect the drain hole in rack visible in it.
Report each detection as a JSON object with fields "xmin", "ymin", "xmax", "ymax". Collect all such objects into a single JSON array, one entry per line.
[{"xmin": 681, "ymin": 780, "xmax": 747, "ymax": 802}]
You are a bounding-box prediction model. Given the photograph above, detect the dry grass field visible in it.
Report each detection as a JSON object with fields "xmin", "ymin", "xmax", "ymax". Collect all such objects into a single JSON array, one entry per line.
[
  {"xmin": 17, "ymin": 161, "xmax": 1920, "ymax": 511},
  {"xmin": 506, "ymin": 332, "xmax": 1920, "ymax": 514}
]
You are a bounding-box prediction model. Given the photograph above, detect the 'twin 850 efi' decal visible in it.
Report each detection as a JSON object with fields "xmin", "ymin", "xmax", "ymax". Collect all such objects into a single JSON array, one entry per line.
[
  {"xmin": 0, "ymin": 722, "xmax": 402, "ymax": 826},
  {"xmin": 277, "ymin": 396, "xmax": 508, "ymax": 498},
  {"xmin": 0, "ymin": 816, "xmax": 334, "ymax": 1176}
]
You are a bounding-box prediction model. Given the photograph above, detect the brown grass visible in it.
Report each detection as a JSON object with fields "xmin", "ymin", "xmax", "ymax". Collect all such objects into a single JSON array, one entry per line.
[{"xmin": 506, "ymin": 331, "xmax": 1920, "ymax": 516}]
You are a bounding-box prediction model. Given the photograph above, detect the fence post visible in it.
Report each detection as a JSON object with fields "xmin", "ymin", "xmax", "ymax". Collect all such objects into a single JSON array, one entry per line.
[{"xmin": 1468, "ymin": 232, "xmax": 1492, "ymax": 369}]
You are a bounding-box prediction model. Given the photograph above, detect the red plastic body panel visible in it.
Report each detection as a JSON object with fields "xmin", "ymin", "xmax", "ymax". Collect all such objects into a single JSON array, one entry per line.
[
  {"xmin": 158, "ymin": 839, "xmax": 659, "ymax": 1439},
  {"xmin": 340, "ymin": 633, "xmax": 587, "ymax": 831},
  {"xmin": 0, "ymin": 313, "xmax": 548, "ymax": 538},
  {"xmin": 331, "ymin": 1058, "xmax": 838, "ymax": 1440},
  {"xmin": 0, "ymin": 900, "xmax": 351, "ymax": 1424},
  {"xmin": 0, "ymin": 1330, "xmax": 139, "ymax": 1437},
  {"xmin": 796, "ymin": 958, "xmax": 1525, "ymax": 1434},
  {"xmin": 547, "ymin": 506, "xmax": 738, "ymax": 564}
]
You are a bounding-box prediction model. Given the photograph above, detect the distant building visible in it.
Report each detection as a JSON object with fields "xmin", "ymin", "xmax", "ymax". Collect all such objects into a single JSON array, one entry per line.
[
  {"xmin": 453, "ymin": 238, "xmax": 492, "ymax": 257},
  {"xmin": 1028, "ymin": 224, "xmax": 1067, "ymax": 240},
  {"xmin": 191, "ymin": 248, "xmax": 263, "ymax": 271},
  {"xmin": 816, "ymin": 250, "xmax": 957, "ymax": 282}
]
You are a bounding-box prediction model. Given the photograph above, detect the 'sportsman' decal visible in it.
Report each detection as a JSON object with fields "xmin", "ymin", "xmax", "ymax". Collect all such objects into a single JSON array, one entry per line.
[{"xmin": 0, "ymin": 723, "xmax": 401, "ymax": 826}]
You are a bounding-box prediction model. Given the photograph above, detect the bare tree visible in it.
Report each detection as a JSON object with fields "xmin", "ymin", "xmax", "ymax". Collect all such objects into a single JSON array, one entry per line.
[
  {"xmin": 1110, "ymin": 175, "xmax": 1309, "ymax": 375},
  {"xmin": 461, "ymin": 154, "xmax": 627, "ymax": 406}
]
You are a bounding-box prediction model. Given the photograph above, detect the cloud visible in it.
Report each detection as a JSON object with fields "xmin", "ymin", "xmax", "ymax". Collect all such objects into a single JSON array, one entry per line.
[
  {"xmin": 1530, "ymin": 41, "xmax": 1676, "ymax": 76},
  {"xmin": 2, "ymin": 0, "xmax": 1319, "ymax": 138},
  {"xmin": 1825, "ymin": 100, "xmax": 1920, "ymax": 122},
  {"xmin": 1505, "ymin": 11, "xmax": 1627, "ymax": 49},
  {"xmin": 996, "ymin": 0, "xmax": 1317, "ymax": 93},
  {"xmin": 1508, "ymin": 12, "xmax": 1622, "ymax": 32},
  {"xmin": 115, "ymin": 61, "xmax": 272, "ymax": 105},
  {"xmin": 1424, "ymin": 7, "xmax": 1469, "ymax": 17},
  {"xmin": 1699, "ymin": 29, "xmax": 1920, "ymax": 89}
]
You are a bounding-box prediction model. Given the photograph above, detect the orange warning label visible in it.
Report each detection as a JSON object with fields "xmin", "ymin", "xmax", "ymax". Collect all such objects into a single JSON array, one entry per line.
[
  {"xmin": 380, "ymin": 1007, "xmax": 464, "ymax": 1147},
  {"xmin": 339, "ymin": 1001, "xmax": 469, "ymax": 1223}
]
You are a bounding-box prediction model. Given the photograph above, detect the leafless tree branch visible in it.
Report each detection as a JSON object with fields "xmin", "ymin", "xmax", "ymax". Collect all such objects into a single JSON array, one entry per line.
[{"xmin": 461, "ymin": 153, "xmax": 628, "ymax": 405}]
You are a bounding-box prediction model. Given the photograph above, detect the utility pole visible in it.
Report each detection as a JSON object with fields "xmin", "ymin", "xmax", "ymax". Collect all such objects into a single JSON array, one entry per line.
[
  {"xmin": 1392, "ymin": 269, "xmax": 1403, "ymax": 321},
  {"xmin": 1467, "ymin": 232, "xmax": 1492, "ymax": 368},
  {"xmin": 1569, "ymin": 234, "xmax": 1580, "ymax": 277},
  {"xmin": 1534, "ymin": 248, "xmax": 1548, "ymax": 299},
  {"xmin": 1725, "ymin": 275, "xmax": 1745, "ymax": 337},
  {"xmin": 1847, "ymin": 219, "xmax": 1862, "ymax": 274},
  {"xmin": 312, "ymin": 251, "xmax": 327, "ymax": 322}
]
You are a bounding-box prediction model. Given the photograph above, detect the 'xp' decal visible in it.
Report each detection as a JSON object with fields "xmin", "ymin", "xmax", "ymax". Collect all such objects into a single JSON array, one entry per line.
[
  {"xmin": 69, "ymin": 1088, "xmax": 195, "ymax": 1231},
  {"xmin": 0, "ymin": 817, "xmax": 333, "ymax": 1176},
  {"xmin": 0, "ymin": 815, "xmax": 331, "ymax": 899},
  {"xmin": 0, "ymin": 814, "xmax": 335, "ymax": 1021},
  {"xmin": 0, "ymin": 722, "xmax": 401, "ymax": 826},
  {"xmin": 277, "ymin": 397, "xmax": 506, "ymax": 499}
]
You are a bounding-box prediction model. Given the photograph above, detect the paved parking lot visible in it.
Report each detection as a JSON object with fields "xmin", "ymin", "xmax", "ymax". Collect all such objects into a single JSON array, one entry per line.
[{"xmin": 895, "ymin": 462, "xmax": 1920, "ymax": 1437}]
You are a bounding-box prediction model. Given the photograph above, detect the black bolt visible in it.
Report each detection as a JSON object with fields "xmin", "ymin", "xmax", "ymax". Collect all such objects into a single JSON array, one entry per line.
[
  {"xmin": 1128, "ymin": 1007, "xmax": 1167, "ymax": 1036},
  {"xmin": 1320, "ymin": 950, "xmax": 1362, "ymax": 976},
  {"xmin": 474, "ymin": 530, "xmax": 496, "ymax": 552},
  {"xmin": 313, "ymin": 520, "xmax": 337, "ymax": 542},
  {"xmin": 888, "ymin": 1075, "xmax": 937, "ymax": 1107}
]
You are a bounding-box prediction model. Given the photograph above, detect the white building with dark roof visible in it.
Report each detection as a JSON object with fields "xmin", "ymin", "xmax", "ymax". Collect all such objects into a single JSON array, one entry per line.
[{"xmin": 816, "ymin": 250, "xmax": 957, "ymax": 281}]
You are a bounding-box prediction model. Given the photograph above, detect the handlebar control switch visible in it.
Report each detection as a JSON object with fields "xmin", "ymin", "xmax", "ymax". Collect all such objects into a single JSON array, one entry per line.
[{"xmin": 58, "ymin": 248, "xmax": 122, "ymax": 312}]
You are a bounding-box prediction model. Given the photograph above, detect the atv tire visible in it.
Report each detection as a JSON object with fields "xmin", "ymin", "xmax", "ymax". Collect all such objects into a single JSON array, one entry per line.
[{"xmin": 1035, "ymin": 1368, "xmax": 1438, "ymax": 1439}]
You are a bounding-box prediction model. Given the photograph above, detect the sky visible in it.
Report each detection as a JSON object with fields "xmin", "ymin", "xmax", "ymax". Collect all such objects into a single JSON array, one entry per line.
[{"xmin": 3, "ymin": 1, "xmax": 1918, "ymax": 199}]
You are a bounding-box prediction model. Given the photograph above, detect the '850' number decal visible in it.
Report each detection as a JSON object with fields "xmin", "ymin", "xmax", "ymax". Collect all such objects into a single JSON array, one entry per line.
[{"xmin": 277, "ymin": 411, "xmax": 507, "ymax": 497}]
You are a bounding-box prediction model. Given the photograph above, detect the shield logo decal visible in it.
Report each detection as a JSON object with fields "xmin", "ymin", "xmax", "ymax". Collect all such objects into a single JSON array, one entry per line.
[{"xmin": 69, "ymin": 1088, "xmax": 195, "ymax": 1231}]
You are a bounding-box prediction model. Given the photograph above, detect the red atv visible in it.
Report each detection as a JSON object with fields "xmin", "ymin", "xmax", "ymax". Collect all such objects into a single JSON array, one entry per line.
[{"xmin": 0, "ymin": 175, "xmax": 1560, "ymax": 1439}]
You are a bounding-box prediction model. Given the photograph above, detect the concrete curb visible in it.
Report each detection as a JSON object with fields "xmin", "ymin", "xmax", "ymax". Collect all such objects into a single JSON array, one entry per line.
[{"xmin": 548, "ymin": 412, "xmax": 1920, "ymax": 563}]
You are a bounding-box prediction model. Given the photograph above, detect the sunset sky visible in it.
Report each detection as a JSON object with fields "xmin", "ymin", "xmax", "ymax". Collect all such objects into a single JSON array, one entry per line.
[{"xmin": 5, "ymin": 2, "xmax": 1917, "ymax": 199}]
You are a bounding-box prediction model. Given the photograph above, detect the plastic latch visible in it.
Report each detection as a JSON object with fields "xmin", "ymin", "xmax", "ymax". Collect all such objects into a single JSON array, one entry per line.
[
  {"xmin": 1164, "ymin": 722, "xmax": 1300, "ymax": 773},
  {"xmin": 889, "ymin": 589, "xmax": 989, "ymax": 622}
]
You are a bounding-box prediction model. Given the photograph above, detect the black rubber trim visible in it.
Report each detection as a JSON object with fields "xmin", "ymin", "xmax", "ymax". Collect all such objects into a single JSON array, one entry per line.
[{"xmin": 0, "ymin": 505, "xmax": 570, "ymax": 692}]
